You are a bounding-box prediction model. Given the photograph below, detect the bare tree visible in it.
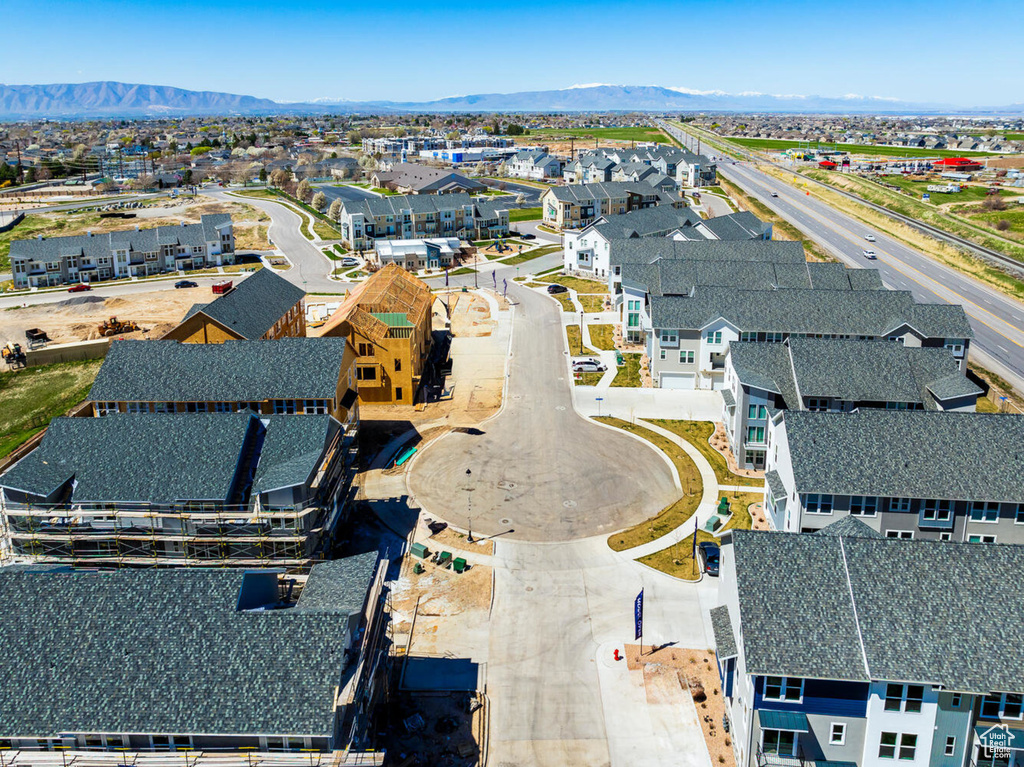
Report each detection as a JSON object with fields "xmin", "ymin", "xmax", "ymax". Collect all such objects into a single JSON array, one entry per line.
[
  {"xmin": 296, "ymin": 179, "xmax": 313, "ymax": 203},
  {"xmin": 328, "ymin": 199, "xmax": 342, "ymax": 221},
  {"xmin": 311, "ymin": 190, "xmax": 327, "ymax": 211},
  {"xmin": 270, "ymin": 168, "xmax": 290, "ymax": 188}
]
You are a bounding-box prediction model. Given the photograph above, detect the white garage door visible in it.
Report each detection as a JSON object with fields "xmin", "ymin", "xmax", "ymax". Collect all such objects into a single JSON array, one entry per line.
[{"xmin": 660, "ymin": 372, "xmax": 696, "ymax": 390}]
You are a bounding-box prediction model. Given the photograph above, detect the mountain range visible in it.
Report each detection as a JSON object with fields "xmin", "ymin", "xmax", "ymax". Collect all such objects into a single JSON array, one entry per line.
[{"xmin": 1, "ymin": 81, "xmax": 1021, "ymax": 118}]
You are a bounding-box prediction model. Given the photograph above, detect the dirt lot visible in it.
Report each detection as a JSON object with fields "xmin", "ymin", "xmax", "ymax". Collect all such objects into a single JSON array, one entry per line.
[
  {"xmin": 0, "ymin": 287, "xmax": 204, "ymax": 346},
  {"xmin": 626, "ymin": 645, "xmax": 734, "ymax": 767}
]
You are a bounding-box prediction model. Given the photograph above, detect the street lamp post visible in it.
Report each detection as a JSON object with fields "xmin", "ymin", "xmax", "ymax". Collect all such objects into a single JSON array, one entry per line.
[
  {"xmin": 596, "ymin": 397, "xmax": 604, "ymax": 417},
  {"xmin": 580, "ymin": 310, "xmax": 585, "ymax": 354},
  {"xmin": 465, "ymin": 468, "xmax": 475, "ymax": 543}
]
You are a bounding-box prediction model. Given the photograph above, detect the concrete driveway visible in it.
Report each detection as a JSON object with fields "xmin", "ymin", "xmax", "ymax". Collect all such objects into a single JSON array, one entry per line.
[{"xmin": 406, "ymin": 282, "xmax": 678, "ymax": 542}]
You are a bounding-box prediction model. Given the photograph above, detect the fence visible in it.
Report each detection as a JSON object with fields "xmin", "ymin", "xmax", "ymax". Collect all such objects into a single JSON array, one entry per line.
[{"xmin": 0, "ymin": 750, "xmax": 383, "ymax": 767}]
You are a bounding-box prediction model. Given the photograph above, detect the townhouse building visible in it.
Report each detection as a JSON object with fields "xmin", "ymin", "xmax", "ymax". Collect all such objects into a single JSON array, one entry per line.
[
  {"xmin": 337, "ymin": 193, "xmax": 508, "ymax": 251},
  {"xmin": 564, "ymin": 209, "xmax": 771, "ymax": 280},
  {"xmin": 639, "ymin": 280, "xmax": 971, "ymax": 390},
  {"xmin": 764, "ymin": 409, "xmax": 1024, "ymax": 542},
  {"xmin": 10, "ymin": 214, "xmax": 234, "ymax": 288},
  {"xmin": 713, "ymin": 526, "xmax": 1024, "ymax": 767},
  {"xmin": 541, "ymin": 182, "xmax": 681, "ymax": 230},
  {"xmin": 369, "ymin": 163, "xmax": 486, "ymax": 195},
  {"xmin": 572, "ymin": 145, "xmax": 717, "ymax": 187},
  {"xmin": 162, "ymin": 267, "xmax": 307, "ymax": 343},
  {"xmin": 373, "ymin": 237, "xmax": 463, "ymax": 271},
  {"xmin": 0, "ymin": 555, "xmax": 389, "ymax": 758},
  {"xmin": 562, "ymin": 156, "xmax": 616, "ymax": 184},
  {"xmin": 723, "ymin": 339, "xmax": 980, "ymax": 469},
  {"xmin": 318, "ymin": 264, "xmax": 433, "ymax": 406},
  {"xmin": 505, "ymin": 149, "xmax": 564, "ymax": 180}
]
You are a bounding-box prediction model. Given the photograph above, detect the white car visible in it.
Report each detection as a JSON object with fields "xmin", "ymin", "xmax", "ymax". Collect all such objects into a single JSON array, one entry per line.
[
  {"xmin": 865, "ymin": 234, "xmax": 876, "ymax": 242},
  {"xmin": 573, "ymin": 359, "xmax": 607, "ymax": 373},
  {"xmin": 770, "ymin": 192, "xmax": 779, "ymax": 198},
  {"xmin": 863, "ymin": 249, "xmax": 877, "ymax": 259}
]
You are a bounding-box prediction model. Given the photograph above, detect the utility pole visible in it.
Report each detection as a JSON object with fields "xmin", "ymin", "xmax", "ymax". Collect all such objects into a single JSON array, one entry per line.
[{"xmin": 15, "ymin": 140, "xmax": 23, "ymax": 184}]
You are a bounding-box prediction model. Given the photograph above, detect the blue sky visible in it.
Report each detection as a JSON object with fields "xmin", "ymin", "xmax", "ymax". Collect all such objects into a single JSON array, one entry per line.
[{"xmin": 2, "ymin": 0, "xmax": 1022, "ymax": 106}]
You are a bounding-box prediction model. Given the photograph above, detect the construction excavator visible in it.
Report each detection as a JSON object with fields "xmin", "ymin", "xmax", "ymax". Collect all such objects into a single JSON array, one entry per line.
[
  {"xmin": 97, "ymin": 317, "xmax": 140, "ymax": 337},
  {"xmin": 2, "ymin": 342, "xmax": 26, "ymax": 368}
]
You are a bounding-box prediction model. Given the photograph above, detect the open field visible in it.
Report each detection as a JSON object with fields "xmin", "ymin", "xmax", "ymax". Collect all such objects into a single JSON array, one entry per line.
[
  {"xmin": 530, "ymin": 127, "xmax": 671, "ymax": 144},
  {"xmin": 508, "ymin": 207, "xmax": 542, "ymax": 222},
  {"xmin": 876, "ymin": 175, "xmax": 1018, "ymax": 206},
  {"xmin": 728, "ymin": 137, "xmax": 997, "ymax": 158},
  {"xmin": 0, "ymin": 359, "xmax": 102, "ymax": 459},
  {"xmin": 0, "ymin": 195, "xmax": 271, "ymax": 271}
]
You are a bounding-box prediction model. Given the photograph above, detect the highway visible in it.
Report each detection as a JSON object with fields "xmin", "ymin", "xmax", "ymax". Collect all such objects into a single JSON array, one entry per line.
[{"xmin": 660, "ymin": 120, "xmax": 1024, "ymax": 392}]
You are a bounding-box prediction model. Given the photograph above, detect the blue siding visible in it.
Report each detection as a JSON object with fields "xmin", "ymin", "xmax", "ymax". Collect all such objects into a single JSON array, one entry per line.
[{"xmin": 754, "ymin": 677, "xmax": 869, "ymax": 718}]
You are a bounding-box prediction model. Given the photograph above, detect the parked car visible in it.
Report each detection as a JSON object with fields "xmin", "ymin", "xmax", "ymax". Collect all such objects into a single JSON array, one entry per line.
[
  {"xmin": 340, "ymin": 257, "xmax": 360, "ymax": 267},
  {"xmin": 519, "ymin": 232, "xmax": 536, "ymax": 240},
  {"xmin": 862, "ymin": 249, "xmax": 877, "ymax": 260},
  {"xmin": 698, "ymin": 541, "xmax": 720, "ymax": 576},
  {"xmin": 572, "ymin": 356, "xmax": 603, "ymax": 367},
  {"xmin": 573, "ymin": 360, "xmax": 607, "ymax": 373},
  {"xmin": 174, "ymin": 280, "xmax": 198, "ymax": 289},
  {"xmin": 546, "ymin": 284, "xmax": 568, "ymax": 294},
  {"xmin": 864, "ymin": 234, "xmax": 876, "ymax": 242},
  {"xmin": 67, "ymin": 283, "xmax": 91, "ymax": 293}
]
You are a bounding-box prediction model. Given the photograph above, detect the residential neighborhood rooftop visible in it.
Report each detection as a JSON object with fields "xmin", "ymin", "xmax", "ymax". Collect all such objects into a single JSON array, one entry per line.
[{"xmin": 177, "ymin": 268, "xmax": 306, "ymax": 341}]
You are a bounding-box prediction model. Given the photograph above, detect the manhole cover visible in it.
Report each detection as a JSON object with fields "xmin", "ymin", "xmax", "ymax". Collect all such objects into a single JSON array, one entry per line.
[
  {"xmin": 563, "ymin": 500, "xmax": 578, "ymax": 509},
  {"xmin": 513, "ymin": 395, "xmax": 522, "ymax": 400},
  {"xmin": 497, "ymin": 480, "xmax": 516, "ymax": 490},
  {"xmin": 555, "ymin": 405, "xmax": 566, "ymax": 411},
  {"xmin": 525, "ymin": 586, "xmax": 534, "ymax": 592},
  {"xmin": 500, "ymin": 518, "xmax": 512, "ymax": 525}
]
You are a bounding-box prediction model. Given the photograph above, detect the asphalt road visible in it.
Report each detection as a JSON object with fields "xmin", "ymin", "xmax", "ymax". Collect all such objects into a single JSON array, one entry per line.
[
  {"xmin": 480, "ymin": 178, "xmax": 544, "ymax": 203},
  {"xmin": 662, "ymin": 121, "xmax": 1024, "ymax": 391},
  {"xmin": 407, "ymin": 279, "xmax": 678, "ymax": 541}
]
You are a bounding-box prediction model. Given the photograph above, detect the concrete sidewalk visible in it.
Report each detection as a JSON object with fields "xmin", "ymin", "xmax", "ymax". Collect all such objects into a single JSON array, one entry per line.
[{"xmin": 574, "ymin": 387, "xmax": 724, "ymax": 421}]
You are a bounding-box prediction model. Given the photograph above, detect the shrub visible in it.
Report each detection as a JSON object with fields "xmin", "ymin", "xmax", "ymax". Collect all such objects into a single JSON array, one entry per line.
[{"xmin": 997, "ymin": 219, "xmax": 1011, "ymax": 231}]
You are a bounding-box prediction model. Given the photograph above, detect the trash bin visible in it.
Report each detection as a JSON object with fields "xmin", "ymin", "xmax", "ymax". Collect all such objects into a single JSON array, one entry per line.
[
  {"xmin": 438, "ymin": 551, "xmax": 453, "ymax": 569},
  {"xmin": 453, "ymin": 557, "xmax": 468, "ymax": 574},
  {"xmin": 461, "ymin": 286, "xmax": 468, "ymax": 293},
  {"xmin": 616, "ymin": 351, "xmax": 624, "ymax": 367},
  {"xmin": 717, "ymin": 497, "xmax": 731, "ymax": 514}
]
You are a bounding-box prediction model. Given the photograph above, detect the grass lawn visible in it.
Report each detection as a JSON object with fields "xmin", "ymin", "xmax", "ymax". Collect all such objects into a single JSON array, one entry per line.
[
  {"xmin": 976, "ymin": 397, "xmax": 1001, "ymax": 413},
  {"xmin": 552, "ymin": 292, "xmax": 574, "ymax": 311},
  {"xmin": 578, "ymin": 294, "xmax": 607, "ymax": 312},
  {"xmin": 953, "ymin": 205, "xmax": 1024, "ymax": 242},
  {"xmin": 588, "ymin": 323, "xmax": 615, "ymax": 350},
  {"xmin": 451, "ymin": 266, "xmax": 476, "ymax": 275},
  {"xmin": 509, "ymin": 207, "xmax": 542, "ymax": 222},
  {"xmin": 0, "ymin": 359, "xmax": 103, "ymax": 459},
  {"xmin": 877, "ymin": 175, "xmax": 1015, "ymax": 206},
  {"xmin": 637, "ymin": 490, "xmax": 761, "ymax": 580},
  {"xmin": 313, "ymin": 220, "xmax": 340, "ymax": 239},
  {"xmin": 646, "ymin": 420, "xmax": 763, "ymax": 487},
  {"xmin": 611, "ymin": 353, "xmax": 642, "ymax": 387},
  {"xmin": 574, "ymin": 371, "xmax": 605, "ymax": 385},
  {"xmin": 502, "ymin": 244, "xmax": 561, "ymax": 265},
  {"xmin": 728, "ymin": 137, "xmax": 997, "ymax": 158},
  {"xmin": 531, "ymin": 127, "xmax": 672, "ymax": 144},
  {"xmin": 597, "ymin": 417, "xmax": 701, "ymax": 551},
  {"xmin": 538, "ymin": 274, "xmax": 608, "ymax": 293},
  {"xmin": 565, "ymin": 324, "xmax": 586, "ymax": 355}
]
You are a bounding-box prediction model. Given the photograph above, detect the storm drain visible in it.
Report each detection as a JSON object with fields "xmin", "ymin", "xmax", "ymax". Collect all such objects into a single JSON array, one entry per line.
[
  {"xmin": 563, "ymin": 500, "xmax": 578, "ymax": 509},
  {"xmin": 497, "ymin": 480, "xmax": 516, "ymax": 490}
]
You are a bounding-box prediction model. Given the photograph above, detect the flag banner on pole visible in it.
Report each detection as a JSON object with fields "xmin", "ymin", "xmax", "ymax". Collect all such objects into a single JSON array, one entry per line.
[
  {"xmin": 445, "ymin": 268, "xmax": 449, "ymax": 288},
  {"xmin": 692, "ymin": 528, "xmax": 698, "ymax": 560},
  {"xmin": 634, "ymin": 589, "xmax": 644, "ymax": 641},
  {"xmin": 493, "ymin": 271, "xmax": 497, "ymax": 289}
]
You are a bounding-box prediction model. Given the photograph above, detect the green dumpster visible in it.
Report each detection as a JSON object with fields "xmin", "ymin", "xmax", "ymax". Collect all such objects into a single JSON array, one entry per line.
[
  {"xmin": 410, "ymin": 542, "xmax": 429, "ymax": 559},
  {"xmin": 461, "ymin": 286, "xmax": 468, "ymax": 293},
  {"xmin": 717, "ymin": 497, "xmax": 731, "ymax": 514},
  {"xmin": 616, "ymin": 351, "xmax": 624, "ymax": 367},
  {"xmin": 437, "ymin": 551, "xmax": 453, "ymax": 568},
  {"xmin": 453, "ymin": 557, "xmax": 468, "ymax": 574}
]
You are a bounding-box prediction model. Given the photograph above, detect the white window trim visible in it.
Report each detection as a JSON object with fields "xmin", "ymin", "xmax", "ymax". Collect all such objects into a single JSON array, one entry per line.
[
  {"xmin": 944, "ymin": 736, "xmax": 956, "ymax": 757},
  {"xmin": 830, "ymin": 722, "xmax": 847, "ymax": 746}
]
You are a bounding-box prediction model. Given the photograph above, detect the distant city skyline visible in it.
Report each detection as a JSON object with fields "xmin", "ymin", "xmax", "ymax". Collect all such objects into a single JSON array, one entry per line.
[{"xmin": 2, "ymin": 0, "xmax": 1022, "ymax": 107}]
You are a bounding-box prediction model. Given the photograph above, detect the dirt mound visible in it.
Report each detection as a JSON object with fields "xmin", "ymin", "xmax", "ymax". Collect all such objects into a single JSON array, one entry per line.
[{"xmin": 57, "ymin": 295, "xmax": 106, "ymax": 309}]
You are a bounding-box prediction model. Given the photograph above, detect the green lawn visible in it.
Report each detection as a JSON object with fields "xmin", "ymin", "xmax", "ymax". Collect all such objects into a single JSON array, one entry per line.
[
  {"xmin": 578, "ymin": 294, "xmax": 607, "ymax": 312},
  {"xmin": 552, "ymin": 292, "xmax": 574, "ymax": 311},
  {"xmin": 597, "ymin": 418, "xmax": 702, "ymax": 551},
  {"xmin": 575, "ymin": 371, "xmax": 605, "ymax": 385},
  {"xmin": 531, "ymin": 127, "xmax": 672, "ymax": 144},
  {"xmin": 728, "ymin": 137, "xmax": 997, "ymax": 158},
  {"xmin": 566, "ymin": 324, "xmax": 585, "ymax": 355},
  {"xmin": 313, "ymin": 220, "xmax": 340, "ymax": 239},
  {"xmin": 451, "ymin": 266, "xmax": 476, "ymax": 275},
  {"xmin": 0, "ymin": 360, "xmax": 103, "ymax": 459},
  {"xmin": 646, "ymin": 419, "xmax": 764, "ymax": 487},
  {"xmin": 502, "ymin": 244, "xmax": 562, "ymax": 265},
  {"xmin": 509, "ymin": 207, "xmax": 542, "ymax": 222},
  {"xmin": 953, "ymin": 205, "xmax": 1024, "ymax": 242},
  {"xmin": 538, "ymin": 274, "xmax": 608, "ymax": 293},
  {"xmin": 588, "ymin": 323, "xmax": 615, "ymax": 350},
  {"xmin": 611, "ymin": 353, "xmax": 642, "ymax": 387}
]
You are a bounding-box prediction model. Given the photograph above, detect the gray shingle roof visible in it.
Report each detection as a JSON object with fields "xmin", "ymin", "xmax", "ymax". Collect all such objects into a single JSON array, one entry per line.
[
  {"xmin": 610, "ymin": 238, "xmax": 806, "ymax": 267},
  {"xmin": 765, "ymin": 469, "xmax": 787, "ymax": 502},
  {"xmin": 0, "ymin": 564, "xmax": 370, "ymax": 737},
  {"xmin": 185, "ymin": 268, "xmax": 305, "ymax": 340},
  {"xmin": 731, "ymin": 529, "xmax": 1024, "ymax": 692},
  {"xmin": 588, "ymin": 206, "xmax": 702, "ymax": 240},
  {"xmin": 650, "ymin": 288, "xmax": 973, "ymax": 339},
  {"xmin": 252, "ymin": 415, "xmax": 338, "ymax": 496},
  {"xmin": 710, "ymin": 605, "xmax": 738, "ymax": 658},
  {"xmin": 297, "ymin": 551, "xmax": 379, "ymax": 613},
  {"xmin": 546, "ymin": 181, "xmax": 663, "ymax": 203},
  {"xmin": 89, "ymin": 338, "xmax": 349, "ymax": 402},
  {"xmin": 701, "ymin": 211, "xmax": 769, "ymax": 240},
  {"xmin": 814, "ymin": 515, "xmax": 883, "ymax": 538},
  {"xmin": 784, "ymin": 410, "xmax": 1024, "ymax": 501}
]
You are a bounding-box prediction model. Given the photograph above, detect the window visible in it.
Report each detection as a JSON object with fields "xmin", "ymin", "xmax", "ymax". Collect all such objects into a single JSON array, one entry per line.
[
  {"xmin": 95, "ymin": 401, "xmax": 118, "ymax": 416},
  {"xmin": 888, "ymin": 335, "xmax": 905, "ymax": 345},
  {"xmin": 951, "ymin": 693, "xmax": 962, "ymax": 708},
  {"xmin": 939, "ymin": 532, "xmax": 952, "ymax": 541},
  {"xmin": 804, "ymin": 494, "xmax": 833, "ymax": 515},
  {"xmin": 905, "ymin": 685, "xmax": 924, "ymax": 713},
  {"xmin": 396, "ymin": 387, "xmax": 403, "ymax": 401},
  {"xmin": 1017, "ymin": 505, "xmax": 1024, "ymax": 524},
  {"xmin": 153, "ymin": 402, "xmax": 174, "ymax": 414},
  {"xmin": 879, "ymin": 733, "xmax": 916, "ymax": 760},
  {"xmin": 890, "ymin": 498, "xmax": 912, "ymax": 513},
  {"xmin": 628, "ymin": 313, "xmax": 640, "ymax": 328},
  {"xmin": 806, "ymin": 397, "xmax": 829, "ymax": 412},
  {"xmin": 761, "ymin": 729, "xmax": 796, "ymax": 757},
  {"xmin": 764, "ymin": 676, "xmax": 803, "ymax": 702},
  {"xmin": 394, "ymin": 358, "xmax": 402, "ymax": 372},
  {"xmin": 628, "ymin": 300, "xmax": 640, "ymax": 311},
  {"xmin": 748, "ymin": 404, "xmax": 767, "ymax": 420},
  {"xmin": 126, "ymin": 402, "xmax": 148, "ymax": 413},
  {"xmin": 885, "ymin": 683, "xmax": 924, "ymax": 712},
  {"xmin": 851, "ymin": 496, "xmax": 878, "ymax": 517},
  {"xmin": 679, "ymin": 350, "xmax": 694, "ymax": 364},
  {"xmin": 944, "ymin": 341, "xmax": 964, "ymax": 355},
  {"xmin": 944, "ymin": 736, "xmax": 956, "ymax": 757},
  {"xmin": 830, "ymin": 723, "xmax": 847, "ymax": 746},
  {"xmin": 186, "ymin": 401, "xmax": 209, "ymax": 413},
  {"xmin": 661, "ymin": 330, "xmax": 678, "ymax": 346},
  {"xmin": 357, "ymin": 342, "xmax": 375, "ymax": 357},
  {"xmin": 273, "ymin": 399, "xmax": 296, "ymax": 414},
  {"xmin": 982, "ymin": 694, "xmax": 1003, "ymax": 719},
  {"xmin": 921, "ymin": 500, "xmax": 952, "ymax": 524},
  {"xmin": 357, "ymin": 367, "xmax": 377, "ymax": 381},
  {"xmin": 213, "ymin": 402, "xmax": 233, "ymax": 413},
  {"xmin": 886, "ymin": 530, "xmax": 914, "ymax": 539},
  {"xmin": 983, "ymin": 693, "xmax": 1024, "ymax": 720},
  {"xmin": 304, "ymin": 399, "xmax": 328, "ymax": 414},
  {"xmin": 746, "ymin": 426, "xmax": 766, "ymax": 444},
  {"xmin": 659, "ymin": 349, "xmax": 666, "ymax": 361},
  {"xmin": 969, "ymin": 534, "xmax": 997, "ymax": 544},
  {"xmin": 899, "ymin": 734, "xmax": 917, "ymax": 760},
  {"xmin": 970, "ymin": 501, "xmax": 999, "ymax": 522},
  {"xmin": 879, "ymin": 732, "xmax": 897, "ymax": 759},
  {"xmin": 705, "ymin": 331, "xmax": 723, "ymax": 345},
  {"xmin": 1005, "ymin": 694, "xmax": 1024, "ymax": 719}
]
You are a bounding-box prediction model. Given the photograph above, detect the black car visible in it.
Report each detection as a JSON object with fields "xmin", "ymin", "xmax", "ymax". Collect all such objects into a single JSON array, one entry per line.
[
  {"xmin": 175, "ymin": 280, "xmax": 198, "ymax": 289},
  {"xmin": 546, "ymin": 284, "xmax": 568, "ymax": 294},
  {"xmin": 520, "ymin": 232, "xmax": 536, "ymax": 240},
  {"xmin": 698, "ymin": 541, "xmax": 720, "ymax": 576}
]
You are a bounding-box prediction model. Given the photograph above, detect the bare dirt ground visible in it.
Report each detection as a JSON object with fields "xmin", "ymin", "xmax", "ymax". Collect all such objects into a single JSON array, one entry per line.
[
  {"xmin": 0, "ymin": 287, "xmax": 203, "ymax": 347},
  {"xmin": 625, "ymin": 645, "xmax": 735, "ymax": 767},
  {"xmin": 447, "ymin": 292, "xmax": 495, "ymax": 338}
]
